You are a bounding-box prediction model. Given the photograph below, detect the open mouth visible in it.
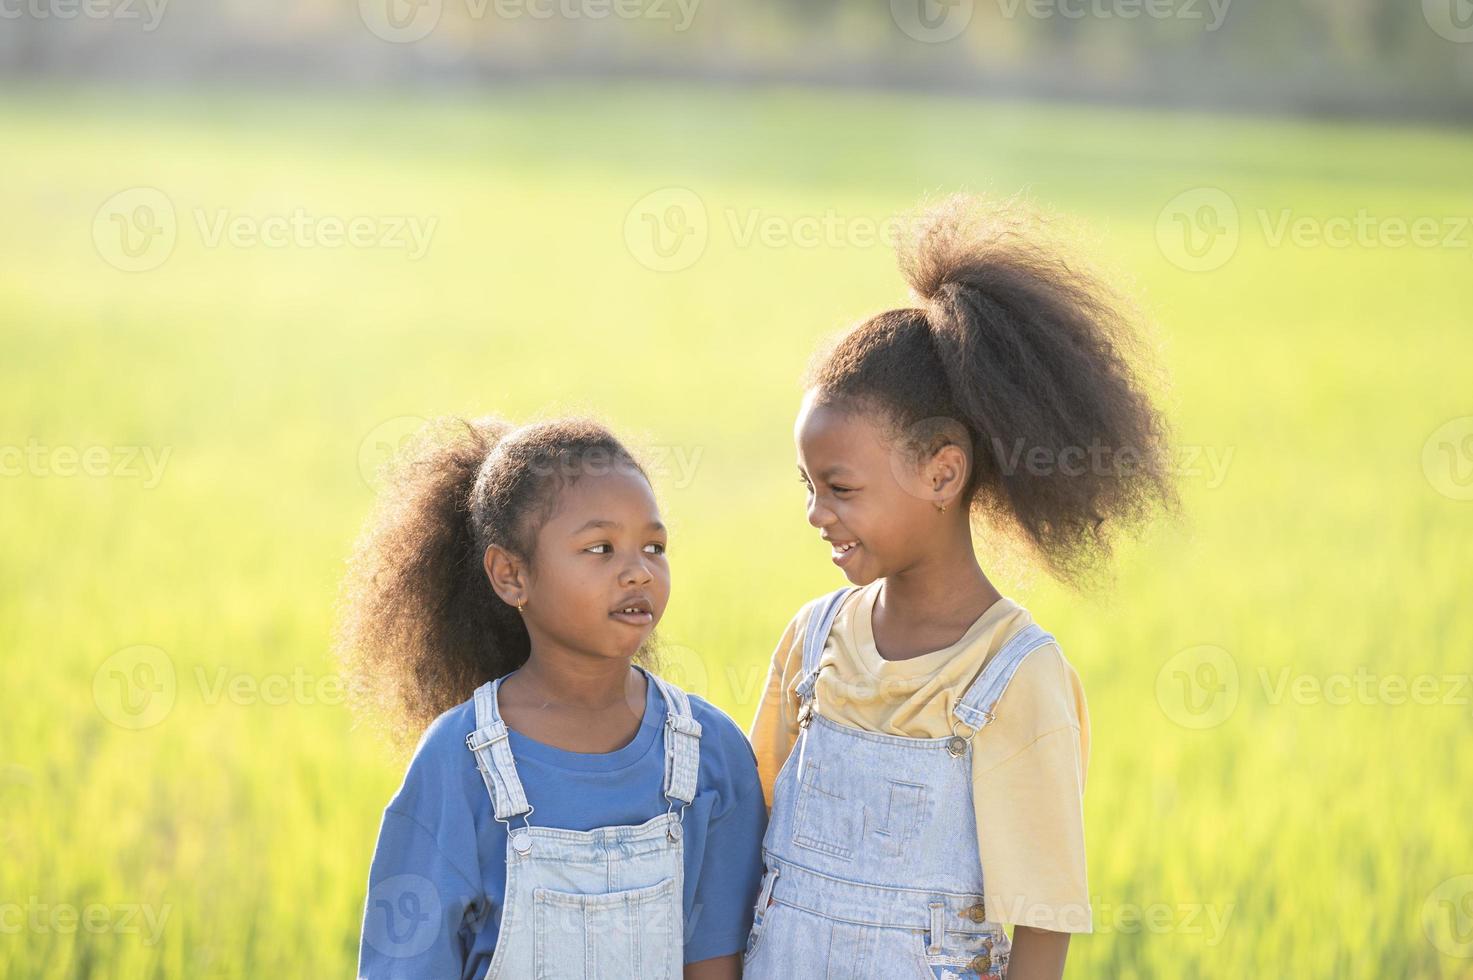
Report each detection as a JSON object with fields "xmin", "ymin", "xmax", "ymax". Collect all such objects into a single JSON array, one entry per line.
[
  {"xmin": 826, "ymin": 539, "xmax": 860, "ymax": 566},
  {"xmin": 610, "ymin": 596, "xmax": 655, "ymax": 626}
]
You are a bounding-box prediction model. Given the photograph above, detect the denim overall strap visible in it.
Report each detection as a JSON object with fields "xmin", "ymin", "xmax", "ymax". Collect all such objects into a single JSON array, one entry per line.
[
  {"xmin": 646, "ymin": 670, "xmax": 702, "ymax": 808},
  {"xmin": 952, "ymin": 623, "xmax": 1057, "ymax": 732},
  {"xmin": 794, "ymin": 587, "xmax": 855, "ymax": 703},
  {"xmin": 465, "ymin": 676, "xmax": 533, "ymax": 824}
]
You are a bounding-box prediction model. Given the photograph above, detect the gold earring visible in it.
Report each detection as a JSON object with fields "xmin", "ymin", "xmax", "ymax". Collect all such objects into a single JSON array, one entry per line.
[
  {"xmin": 935, "ymin": 501, "xmax": 947, "ymax": 514},
  {"xmin": 516, "ymin": 599, "xmax": 525, "ymax": 614}
]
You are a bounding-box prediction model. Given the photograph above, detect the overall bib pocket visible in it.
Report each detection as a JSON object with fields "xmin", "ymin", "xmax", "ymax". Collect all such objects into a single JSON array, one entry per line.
[
  {"xmin": 532, "ymin": 877, "xmax": 677, "ymax": 980},
  {"xmin": 792, "ymin": 760, "xmax": 857, "ymax": 860}
]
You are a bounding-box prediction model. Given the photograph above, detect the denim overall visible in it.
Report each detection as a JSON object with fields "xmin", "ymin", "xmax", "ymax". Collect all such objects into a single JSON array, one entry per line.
[
  {"xmin": 744, "ymin": 587, "xmax": 1058, "ymax": 980},
  {"xmin": 464, "ymin": 667, "xmax": 702, "ymax": 980}
]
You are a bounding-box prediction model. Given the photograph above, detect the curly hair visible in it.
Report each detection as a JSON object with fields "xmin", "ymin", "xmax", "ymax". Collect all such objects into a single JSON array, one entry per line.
[
  {"xmin": 334, "ymin": 415, "xmax": 651, "ymax": 746},
  {"xmin": 807, "ymin": 195, "xmax": 1178, "ymax": 587}
]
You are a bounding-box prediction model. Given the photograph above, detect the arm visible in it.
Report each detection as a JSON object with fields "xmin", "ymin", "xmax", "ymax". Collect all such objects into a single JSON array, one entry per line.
[
  {"xmin": 1006, "ymin": 926, "xmax": 1070, "ymax": 980},
  {"xmin": 972, "ymin": 648, "xmax": 1094, "ymax": 976},
  {"xmin": 684, "ymin": 953, "xmax": 742, "ymax": 979},
  {"xmin": 747, "ymin": 609, "xmax": 806, "ymax": 808}
]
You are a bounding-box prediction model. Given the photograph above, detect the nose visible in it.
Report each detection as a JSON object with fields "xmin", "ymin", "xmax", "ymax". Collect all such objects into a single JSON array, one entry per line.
[
  {"xmin": 619, "ymin": 554, "xmax": 655, "ymax": 587},
  {"xmin": 806, "ymin": 495, "xmax": 834, "ymax": 530}
]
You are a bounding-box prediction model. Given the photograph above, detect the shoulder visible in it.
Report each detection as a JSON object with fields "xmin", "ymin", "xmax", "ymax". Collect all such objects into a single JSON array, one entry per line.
[
  {"xmin": 416, "ymin": 693, "xmax": 481, "ymax": 760},
  {"xmin": 988, "ymin": 635, "xmax": 1087, "ymax": 738},
  {"xmin": 650, "ymin": 676, "xmax": 762, "ymax": 792},
  {"xmin": 385, "ymin": 695, "xmax": 482, "ymax": 811},
  {"xmin": 771, "ymin": 584, "xmax": 868, "ymax": 666},
  {"xmin": 683, "ymin": 690, "xmax": 758, "ymax": 770}
]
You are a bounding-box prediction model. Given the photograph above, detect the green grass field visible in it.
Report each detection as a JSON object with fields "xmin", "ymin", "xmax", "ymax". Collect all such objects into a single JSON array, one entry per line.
[{"xmin": 2, "ymin": 83, "xmax": 1471, "ymax": 978}]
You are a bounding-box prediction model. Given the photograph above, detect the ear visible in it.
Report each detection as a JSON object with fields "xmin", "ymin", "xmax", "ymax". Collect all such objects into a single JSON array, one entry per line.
[
  {"xmin": 922, "ymin": 441, "xmax": 970, "ymax": 509},
  {"xmin": 483, "ymin": 544, "xmax": 529, "ymax": 608}
]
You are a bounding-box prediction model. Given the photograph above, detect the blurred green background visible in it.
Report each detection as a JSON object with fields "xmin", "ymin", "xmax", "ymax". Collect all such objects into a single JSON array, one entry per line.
[{"xmin": 3, "ymin": 2, "xmax": 1473, "ymax": 977}]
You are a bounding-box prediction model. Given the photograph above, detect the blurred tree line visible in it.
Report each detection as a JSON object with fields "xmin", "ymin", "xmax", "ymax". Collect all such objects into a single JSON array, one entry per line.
[{"xmin": 1, "ymin": 0, "xmax": 1470, "ymax": 119}]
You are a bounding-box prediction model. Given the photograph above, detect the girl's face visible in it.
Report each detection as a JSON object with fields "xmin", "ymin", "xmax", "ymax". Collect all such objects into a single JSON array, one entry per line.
[
  {"xmin": 794, "ymin": 389, "xmax": 964, "ymax": 585},
  {"xmin": 513, "ymin": 466, "xmax": 671, "ymax": 662}
]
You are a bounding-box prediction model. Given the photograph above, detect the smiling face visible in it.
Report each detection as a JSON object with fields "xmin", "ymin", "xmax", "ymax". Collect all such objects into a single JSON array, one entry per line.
[
  {"xmin": 795, "ymin": 389, "xmax": 967, "ymax": 585},
  {"xmin": 485, "ymin": 465, "xmax": 670, "ymax": 662}
]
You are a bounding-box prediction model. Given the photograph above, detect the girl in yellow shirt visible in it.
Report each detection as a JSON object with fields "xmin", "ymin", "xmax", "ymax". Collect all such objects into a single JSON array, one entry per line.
[{"xmin": 745, "ymin": 196, "xmax": 1177, "ymax": 980}]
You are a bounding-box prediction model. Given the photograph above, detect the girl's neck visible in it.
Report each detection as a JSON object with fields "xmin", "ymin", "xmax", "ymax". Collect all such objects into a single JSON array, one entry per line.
[
  {"xmin": 871, "ymin": 530, "xmax": 1003, "ymax": 660},
  {"xmin": 508, "ymin": 648, "xmax": 641, "ymax": 711}
]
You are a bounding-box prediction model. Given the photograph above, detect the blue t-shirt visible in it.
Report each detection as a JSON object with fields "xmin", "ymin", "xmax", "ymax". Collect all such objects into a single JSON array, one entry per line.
[{"xmin": 357, "ymin": 667, "xmax": 768, "ymax": 979}]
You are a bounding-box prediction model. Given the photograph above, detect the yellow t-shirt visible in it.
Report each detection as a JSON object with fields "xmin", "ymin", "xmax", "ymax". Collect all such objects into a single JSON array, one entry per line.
[{"xmin": 748, "ymin": 581, "xmax": 1093, "ymax": 934}]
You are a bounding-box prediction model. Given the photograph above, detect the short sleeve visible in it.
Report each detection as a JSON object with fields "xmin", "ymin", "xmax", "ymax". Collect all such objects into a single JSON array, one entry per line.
[
  {"xmin": 357, "ymin": 808, "xmax": 484, "ymax": 978},
  {"xmin": 971, "ymin": 645, "xmax": 1093, "ymax": 934},
  {"xmin": 684, "ymin": 715, "xmax": 769, "ymax": 963},
  {"xmin": 746, "ymin": 604, "xmax": 811, "ymax": 809},
  {"xmin": 358, "ymin": 707, "xmax": 488, "ymax": 978}
]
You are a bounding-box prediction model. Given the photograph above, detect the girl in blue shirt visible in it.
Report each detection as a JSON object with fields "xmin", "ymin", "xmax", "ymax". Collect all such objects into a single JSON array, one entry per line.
[{"xmin": 338, "ymin": 416, "xmax": 766, "ymax": 979}]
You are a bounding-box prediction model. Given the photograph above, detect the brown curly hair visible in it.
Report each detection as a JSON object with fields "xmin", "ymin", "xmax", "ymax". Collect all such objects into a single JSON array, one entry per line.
[
  {"xmin": 334, "ymin": 415, "xmax": 651, "ymax": 746},
  {"xmin": 808, "ymin": 195, "xmax": 1178, "ymax": 587}
]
